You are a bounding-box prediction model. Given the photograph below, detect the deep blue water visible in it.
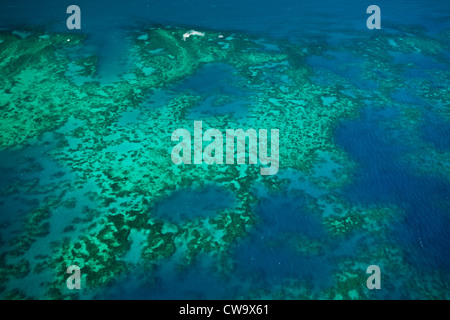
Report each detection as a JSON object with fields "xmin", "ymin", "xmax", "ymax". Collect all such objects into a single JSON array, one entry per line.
[
  {"xmin": 174, "ymin": 63, "xmax": 251, "ymax": 118},
  {"xmin": 232, "ymin": 191, "xmax": 332, "ymax": 291},
  {"xmin": 153, "ymin": 184, "xmax": 236, "ymax": 224},
  {"xmin": 307, "ymin": 51, "xmax": 378, "ymax": 90},
  {"xmin": 335, "ymin": 107, "xmax": 450, "ymax": 270},
  {"xmin": 422, "ymin": 110, "xmax": 450, "ymax": 150}
]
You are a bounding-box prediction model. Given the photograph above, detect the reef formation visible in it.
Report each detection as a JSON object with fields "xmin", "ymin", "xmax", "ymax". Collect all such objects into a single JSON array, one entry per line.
[{"xmin": 0, "ymin": 24, "xmax": 449, "ymax": 299}]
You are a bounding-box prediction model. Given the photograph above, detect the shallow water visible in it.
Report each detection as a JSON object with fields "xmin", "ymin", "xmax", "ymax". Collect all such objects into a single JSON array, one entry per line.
[{"xmin": 0, "ymin": 0, "xmax": 449, "ymax": 300}]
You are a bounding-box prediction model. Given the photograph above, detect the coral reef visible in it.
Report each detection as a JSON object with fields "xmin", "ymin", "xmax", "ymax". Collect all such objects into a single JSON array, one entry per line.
[{"xmin": 0, "ymin": 23, "xmax": 449, "ymax": 299}]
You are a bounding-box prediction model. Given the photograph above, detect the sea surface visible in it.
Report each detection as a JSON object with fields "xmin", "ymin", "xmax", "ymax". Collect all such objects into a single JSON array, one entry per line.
[{"xmin": 0, "ymin": 0, "xmax": 449, "ymax": 299}]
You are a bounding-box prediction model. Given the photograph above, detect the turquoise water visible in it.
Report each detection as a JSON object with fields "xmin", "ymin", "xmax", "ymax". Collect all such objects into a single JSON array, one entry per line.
[{"xmin": 0, "ymin": 0, "xmax": 449, "ymax": 300}]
